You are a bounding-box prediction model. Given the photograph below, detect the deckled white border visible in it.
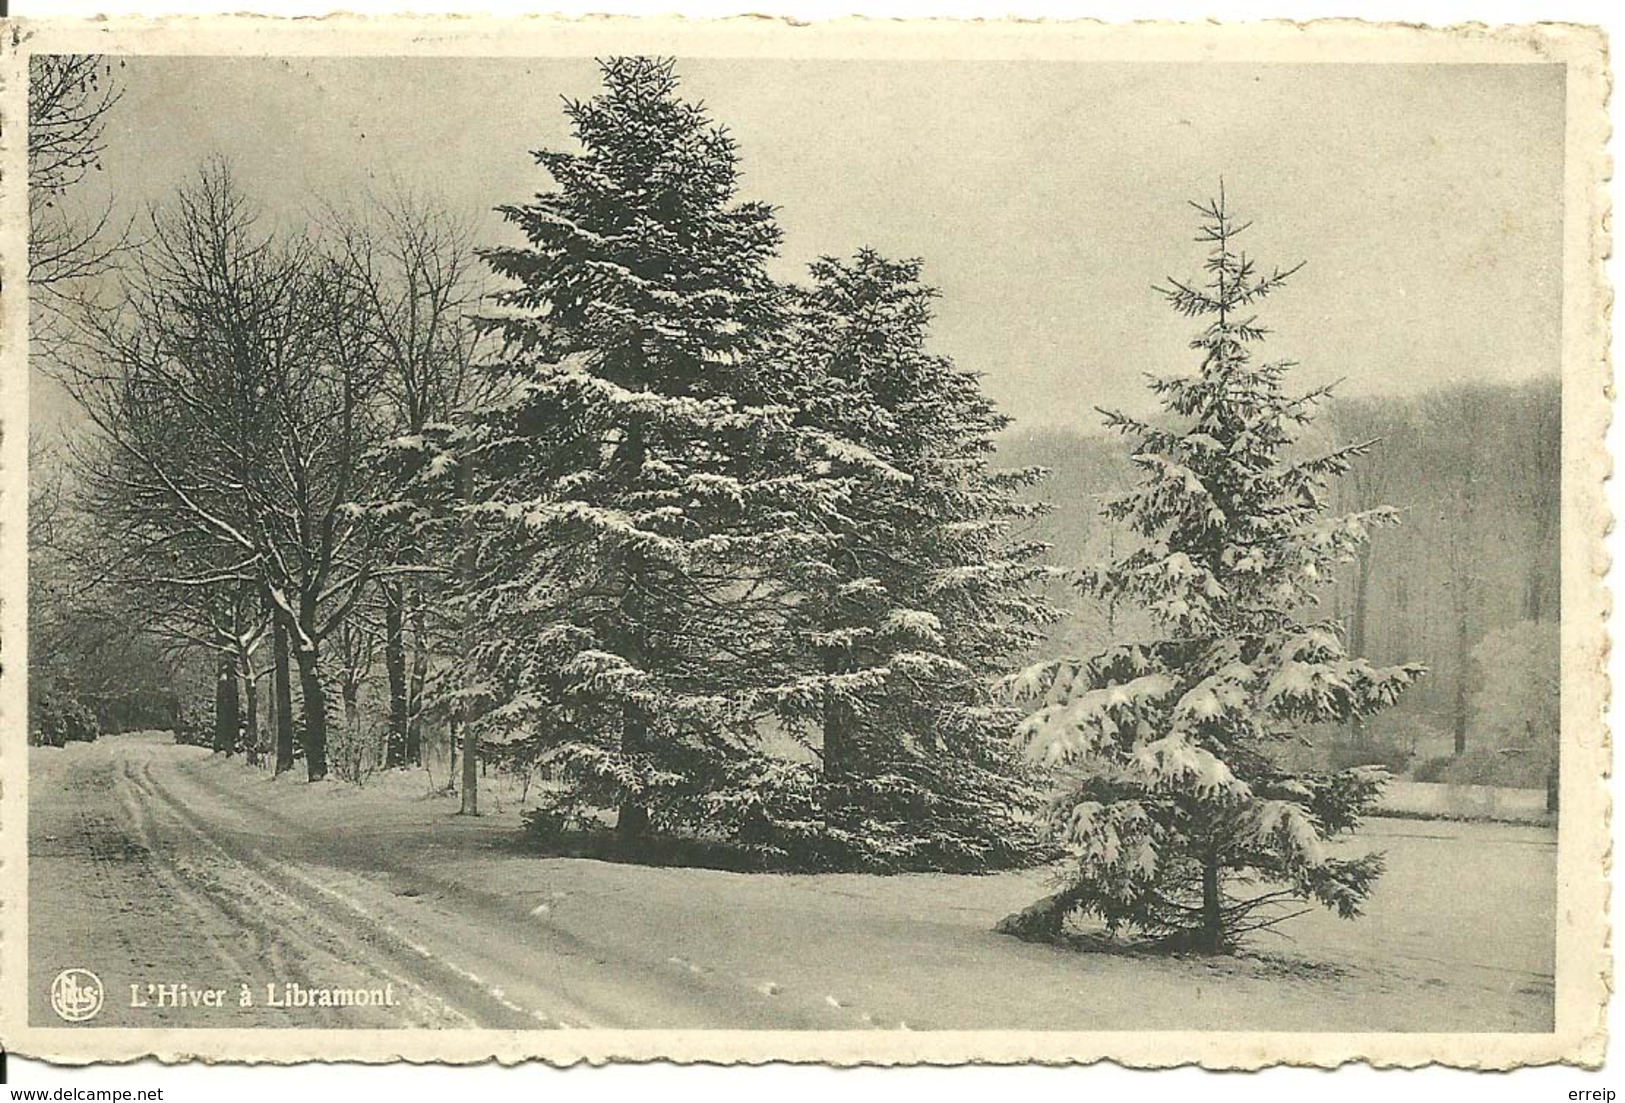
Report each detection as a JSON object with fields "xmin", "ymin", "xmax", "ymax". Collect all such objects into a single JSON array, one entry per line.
[{"xmin": 0, "ymin": 13, "xmax": 1610, "ymax": 1069}]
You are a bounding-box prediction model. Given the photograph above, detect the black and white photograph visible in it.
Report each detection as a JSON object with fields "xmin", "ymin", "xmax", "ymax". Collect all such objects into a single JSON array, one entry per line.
[{"xmin": 0, "ymin": 13, "xmax": 1610, "ymax": 1073}]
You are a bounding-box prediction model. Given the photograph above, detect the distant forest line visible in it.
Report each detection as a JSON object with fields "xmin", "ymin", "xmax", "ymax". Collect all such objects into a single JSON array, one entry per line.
[{"xmin": 1004, "ymin": 375, "xmax": 1561, "ymax": 780}]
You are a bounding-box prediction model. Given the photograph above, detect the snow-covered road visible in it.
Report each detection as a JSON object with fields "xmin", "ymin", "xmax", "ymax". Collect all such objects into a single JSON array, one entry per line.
[
  {"xmin": 28, "ymin": 734, "xmax": 835, "ymax": 1030},
  {"xmin": 27, "ymin": 733, "xmax": 1557, "ymax": 1032}
]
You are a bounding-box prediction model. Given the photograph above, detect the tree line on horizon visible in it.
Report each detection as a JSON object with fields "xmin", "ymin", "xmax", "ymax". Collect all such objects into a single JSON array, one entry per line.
[{"xmin": 1003, "ymin": 373, "xmax": 1561, "ymax": 792}]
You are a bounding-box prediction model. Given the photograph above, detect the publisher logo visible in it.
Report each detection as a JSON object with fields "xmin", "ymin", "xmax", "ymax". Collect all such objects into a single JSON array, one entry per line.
[{"xmin": 50, "ymin": 968, "xmax": 104, "ymax": 1023}]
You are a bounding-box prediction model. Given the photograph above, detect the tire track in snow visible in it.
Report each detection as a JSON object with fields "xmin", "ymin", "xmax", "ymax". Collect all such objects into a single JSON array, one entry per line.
[
  {"xmin": 123, "ymin": 755, "xmax": 520, "ymax": 1028},
  {"xmin": 119, "ymin": 756, "xmax": 452, "ymax": 1027},
  {"xmin": 163, "ymin": 748, "xmax": 864, "ymax": 1030}
]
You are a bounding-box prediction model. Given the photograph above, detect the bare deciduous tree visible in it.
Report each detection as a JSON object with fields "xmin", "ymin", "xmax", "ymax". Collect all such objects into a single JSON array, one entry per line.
[
  {"xmin": 51, "ymin": 163, "xmax": 389, "ymax": 781},
  {"xmin": 28, "ymin": 55, "xmax": 130, "ymax": 324},
  {"xmin": 324, "ymin": 189, "xmax": 486, "ymax": 771}
]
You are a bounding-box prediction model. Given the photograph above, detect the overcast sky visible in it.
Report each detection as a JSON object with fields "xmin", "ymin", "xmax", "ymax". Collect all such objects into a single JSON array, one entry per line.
[{"xmin": 39, "ymin": 55, "xmax": 1566, "ymax": 435}]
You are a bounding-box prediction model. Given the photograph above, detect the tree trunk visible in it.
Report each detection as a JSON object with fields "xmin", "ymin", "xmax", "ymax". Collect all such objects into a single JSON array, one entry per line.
[
  {"xmin": 407, "ymin": 602, "xmax": 427, "ymax": 766},
  {"xmin": 1453, "ymin": 606, "xmax": 1471, "ymax": 756},
  {"xmin": 822, "ymin": 698, "xmax": 845, "ymax": 777},
  {"xmin": 383, "ymin": 583, "xmax": 409, "ymax": 768},
  {"xmin": 342, "ymin": 680, "xmax": 361, "ymax": 777},
  {"xmin": 459, "ymin": 714, "xmax": 479, "ymax": 816},
  {"xmin": 1452, "ymin": 464, "xmax": 1477, "ymax": 756},
  {"xmin": 456, "ymin": 457, "xmax": 479, "ymax": 814},
  {"xmin": 821, "ymin": 666, "xmax": 850, "ymax": 825},
  {"xmin": 1525, "ymin": 451, "xmax": 1556, "ymax": 624},
  {"xmin": 264, "ymin": 681, "xmax": 276, "ymax": 766},
  {"xmin": 213, "ymin": 654, "xmax": 239, "ymax": 756},
  {"xmin": 1391, "ymin": 574, "xmax": 1411, "ymax": 663},
  {"xmin": 609, "ymin": 418, "xmax": 651, "ymax": 841},
  {"xmin": 1524, "ymin": 570, "xmax": 1544, "ymax": 623},
  {"xmin": 294, "ymin": 645, "xmax": 328, "ymax": 782},
  {"xmin": 1346, "ymin": 543, "xmax": 1372, "ymax": 739},
  {"xmin": 616, "ymin": 705, "xmax": 650, "ymax": 839},
  {"xmin": 1199, "ymin": 851, "xmax": 1225, "ymax": 954},
  {"xmin": 272, "ymin": 615, "xmax": 296, "ymax": 775},
  {"xmin": 239, "ymin": 659, "xmax": 260, "ymax": 767}
]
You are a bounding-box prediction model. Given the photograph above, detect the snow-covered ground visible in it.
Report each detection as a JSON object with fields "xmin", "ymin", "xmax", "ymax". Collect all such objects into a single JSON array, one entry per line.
[
  {"xmin": 28, "ymin": 732, "xmax": 1554, "ymax": 1032},
  {"xmin": 1379, "ymin": 779, "xmax": 1553, "ymax": 824}
]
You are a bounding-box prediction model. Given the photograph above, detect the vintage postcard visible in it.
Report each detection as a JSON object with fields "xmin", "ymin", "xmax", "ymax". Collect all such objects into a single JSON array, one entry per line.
[{"xmin": 0, "ymin": 14, "xmax": 1610, "ymax": 1069}]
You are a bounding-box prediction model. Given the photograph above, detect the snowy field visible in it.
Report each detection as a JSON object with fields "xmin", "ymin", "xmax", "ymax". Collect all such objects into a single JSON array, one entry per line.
[{"xmin": 28, "ymin": 733, "xmax": 1554, "ymax": 1032}]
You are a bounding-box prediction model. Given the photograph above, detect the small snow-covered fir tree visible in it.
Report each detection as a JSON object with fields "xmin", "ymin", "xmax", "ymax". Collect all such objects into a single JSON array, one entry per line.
[
  {"xmin": 460, "ymin": 57, "xmax": 847, "ymax": 839},
  {"xmin": 1000, "ymin": 188, "xmax": 1424, "ymax": 952},
  {"xmin": 759, "ymin": 251, "xmax": 1058, "ymax": 869}
]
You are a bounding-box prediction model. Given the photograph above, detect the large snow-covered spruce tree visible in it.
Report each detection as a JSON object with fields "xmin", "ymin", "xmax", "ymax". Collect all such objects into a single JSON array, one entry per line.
[
  {"xmin": 759, "ymin": 250, "xmax": 1058, "ymax": 869},
  {"xmin": 461, "ymin": 57, "xmax": 848, "ymax": 840},
  {"xmin": 1000, "ymin": 190, "xmax": 1423, "ymax": 952}
]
